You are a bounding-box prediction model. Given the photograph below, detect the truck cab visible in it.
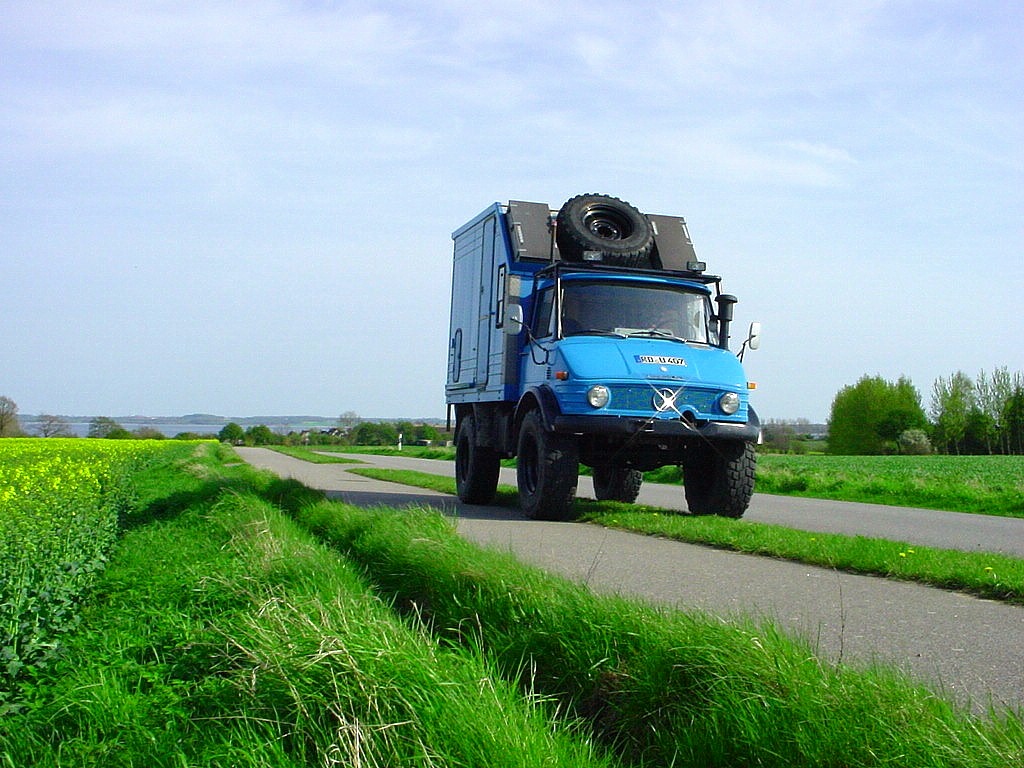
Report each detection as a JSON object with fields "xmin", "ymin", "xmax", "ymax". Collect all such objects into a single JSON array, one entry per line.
[{"xmin": 447, "ymin": 195, "xmax": 760, "ymax": 520}]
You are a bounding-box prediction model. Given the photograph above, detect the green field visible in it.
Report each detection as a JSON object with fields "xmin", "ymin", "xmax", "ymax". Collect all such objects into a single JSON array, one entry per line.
[
  {"xmin": 2, "ymin": 439, "xmax": 1022, "ymax": 766},
  {"xmin": 737, "ymin": 453, "xmax": 1024, "ymax": 517}
]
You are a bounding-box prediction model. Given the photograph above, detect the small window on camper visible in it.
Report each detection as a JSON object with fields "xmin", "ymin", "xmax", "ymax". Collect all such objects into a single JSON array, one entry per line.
[{"xmin": 532, "ymin": 286, "xmax": 555, "ymax": 339}]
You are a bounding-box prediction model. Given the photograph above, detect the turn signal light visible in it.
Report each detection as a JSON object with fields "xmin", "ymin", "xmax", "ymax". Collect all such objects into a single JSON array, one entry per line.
[
  {"xmin": 555, "ymin": 370, "xmax": 569, "ymax": 380},
  {"xmin": 747, "ymin": 382, "xmax": 757, "ymax": 390}
]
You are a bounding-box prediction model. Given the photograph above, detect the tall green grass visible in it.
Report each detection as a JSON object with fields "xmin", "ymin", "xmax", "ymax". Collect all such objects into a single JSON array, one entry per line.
[
  {"xmin": 295, "ymin": 501, "xmax": 1024, "ymax": 767},
  {"xmin": 6, "ymin": 444, "xmax": 1022, "ymax": 767},
  {"xmin": 0, "ymin": 449, "xmax": 616, "ymax": 767}
]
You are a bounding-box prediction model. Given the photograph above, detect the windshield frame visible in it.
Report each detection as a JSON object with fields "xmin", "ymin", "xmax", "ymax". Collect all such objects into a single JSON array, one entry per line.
[{"xmin": 557, "ymin": 277, "xmax": 718, "ymax": 346}]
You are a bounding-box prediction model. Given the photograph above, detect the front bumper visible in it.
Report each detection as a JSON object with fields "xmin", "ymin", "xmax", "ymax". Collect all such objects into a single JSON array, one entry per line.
[{"xmin": 551, "ymin": 413, "xmax": 760, "ymax": 442}]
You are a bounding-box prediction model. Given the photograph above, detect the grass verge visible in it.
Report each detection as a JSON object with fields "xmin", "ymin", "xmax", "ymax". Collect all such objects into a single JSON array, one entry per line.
[
  {"xmin": 301, "ymin": 444, "xmax": 459, "ymax": 461},
  {"xmin": 296, "ymin": 500, "xmax": 1024, "ymax": 767},
  {"xmin": 347, "ymin": 468, "xmax": 1024, "ymax": 604},
  {"xmin": 267, "ymin": 445, "xmax": 364, "ymax": 463},
  {"xmin": 286, "ymin": 445, "xmax": 1024, "ymax": 517}
]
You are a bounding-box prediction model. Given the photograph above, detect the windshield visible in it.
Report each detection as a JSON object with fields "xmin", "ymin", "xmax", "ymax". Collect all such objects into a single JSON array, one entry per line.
[{"xmin": 560, "ymin": 281, "xmax": 718, "ymax": 345}]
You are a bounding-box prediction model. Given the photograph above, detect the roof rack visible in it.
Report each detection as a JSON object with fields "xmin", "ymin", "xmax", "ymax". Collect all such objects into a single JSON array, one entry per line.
[{"xmin": 535, "ymin": 260, "xmax": 722, "ymax": 286}]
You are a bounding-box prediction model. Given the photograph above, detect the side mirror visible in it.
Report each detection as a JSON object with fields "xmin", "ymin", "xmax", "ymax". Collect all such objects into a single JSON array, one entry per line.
[
  {"xmin": 504, "ymin": 304, "xmax": 524, "ymax": 335},
  {"xmin": 746, "ymin": 321, "xmax": 761, "ymax": 351},
  {"xmin": 738, "ymin": 321, "xmax": 760, "ymax": 362}
]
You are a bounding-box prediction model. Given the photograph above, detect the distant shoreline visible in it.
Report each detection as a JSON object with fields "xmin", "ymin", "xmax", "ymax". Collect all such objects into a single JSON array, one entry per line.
[{"xmin": 15, "ymin": 415, "xmax": 447, "ymax": 439}]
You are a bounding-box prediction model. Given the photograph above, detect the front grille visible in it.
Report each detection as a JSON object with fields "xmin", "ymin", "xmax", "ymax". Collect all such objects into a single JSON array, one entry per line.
[{"xmin": 607, "ymin": 384, "xmax": 719, "ymax": 415}]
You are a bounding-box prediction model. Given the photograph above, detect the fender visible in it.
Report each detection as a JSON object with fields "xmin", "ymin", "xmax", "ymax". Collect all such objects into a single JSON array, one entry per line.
[
  {"xmin": 747, "ymin": 404, "xmax": 761, "ymax": 429},
  {"xmin": 514, "ymin": 385, "xmax": 562, "ymax": 434},
  {"xmin": 748, "ymin": 404, "xmax": 762, "ymax": 441}
]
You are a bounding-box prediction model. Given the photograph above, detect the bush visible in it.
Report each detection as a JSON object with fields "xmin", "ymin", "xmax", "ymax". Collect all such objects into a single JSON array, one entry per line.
[
  {"xmin": 828, "ymin": 375, "xmax": 928, "ymax": 455},
  {"xmin": 898, "ymin": 429, "xmax": 932, "ymax": 455}
]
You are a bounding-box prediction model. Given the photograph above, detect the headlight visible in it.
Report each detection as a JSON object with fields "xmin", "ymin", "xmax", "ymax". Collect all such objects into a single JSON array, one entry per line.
[
  {"xmin": 587, "ymin": 385, "xmax": 610, "ymax": 408},
  {"xmin": 719, "ymin": 392, "xmax": 740, "ymax": 414}
]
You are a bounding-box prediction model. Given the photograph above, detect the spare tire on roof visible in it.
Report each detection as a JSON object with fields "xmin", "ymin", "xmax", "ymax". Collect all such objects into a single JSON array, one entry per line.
[{"xmin": 555, "ymin": 194, "xmax": 654, "ymax": 267}]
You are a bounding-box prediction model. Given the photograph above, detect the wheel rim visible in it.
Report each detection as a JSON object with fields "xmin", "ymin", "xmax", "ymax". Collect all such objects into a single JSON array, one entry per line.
[{"xmin": 583, "ymin": 205, "xmax": 633, "ymax": 241}]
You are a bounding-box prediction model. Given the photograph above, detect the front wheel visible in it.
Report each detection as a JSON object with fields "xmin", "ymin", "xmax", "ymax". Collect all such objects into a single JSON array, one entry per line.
[
  {"xmin": 592, "ymin": 466, "xmax": 643, "ymax": 503},
  {"xmin": 681, "ymin": 441, "xmax": 756, "ymax": 518},
  {"xmin": 455, "ymin": 415, "xmax": 500, "ymax": 504},
  {"xmin": 516, "ymin": 411, "xmax": 579, "ymax": 520}
]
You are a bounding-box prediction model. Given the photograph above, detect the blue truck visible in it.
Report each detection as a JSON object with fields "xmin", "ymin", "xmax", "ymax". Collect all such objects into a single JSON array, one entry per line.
[{"xmin": 446, "ymin": 194, "xmax": 761, "ymax": 520}]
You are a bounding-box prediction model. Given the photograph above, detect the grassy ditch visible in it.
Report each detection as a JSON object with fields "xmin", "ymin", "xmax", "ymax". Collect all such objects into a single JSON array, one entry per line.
[
  {"xmin": 347, "ymin": 468, "xmax": 1024, "ymax": 604},
  {"xmin": 297, "ymin": 500, "xmax": 1024, "ymax": 767},
  {"xmin": 1, "ymin": 447, "xmax": 613, "ymax": 767}
]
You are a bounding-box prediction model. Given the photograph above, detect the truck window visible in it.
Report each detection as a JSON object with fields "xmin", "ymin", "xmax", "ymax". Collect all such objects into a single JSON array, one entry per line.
[{"xmin": 531, "ymin": 286, "xmax": 555, "ymax": 339}]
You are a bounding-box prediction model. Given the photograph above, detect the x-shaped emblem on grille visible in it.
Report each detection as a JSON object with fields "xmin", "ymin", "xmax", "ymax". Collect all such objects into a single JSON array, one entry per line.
[{"xmin": 651, "ymin": 386, "xmax": 685, "ymax": 415}]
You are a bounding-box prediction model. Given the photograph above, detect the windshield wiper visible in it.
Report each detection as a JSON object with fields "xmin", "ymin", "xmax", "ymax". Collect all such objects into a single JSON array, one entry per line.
[
  {"xmin": 566, "ymin": 329, "xmax": 627, "ymax": 338},
  {"xmin": 626, "ymin": 329, "xmax": 689, "ymax": 344}
]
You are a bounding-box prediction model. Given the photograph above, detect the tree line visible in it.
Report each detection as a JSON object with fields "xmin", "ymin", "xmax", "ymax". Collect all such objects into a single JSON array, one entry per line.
[
  {"xmin": 0, "ymin": 400, "xmax": 446, "ymax": 448},
  {"xmin": 0, "ymin": 405, "xmax": 223, "ymax": 440},
  {"xmin": 827, "ymin": 367, "xmax": 1024, "ymax": 455},
  {"xmin": 216, "ymin": 419, "xmax": 443, "ymax": 447},
  {"xmin": 8, "ymin": 366, "xmax": 1021, "ymax": 457}
]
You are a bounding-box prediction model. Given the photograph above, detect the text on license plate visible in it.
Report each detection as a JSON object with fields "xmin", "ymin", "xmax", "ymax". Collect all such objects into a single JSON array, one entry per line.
[{"xmin": 635, "ymin": 355, "xmax": 687, "ymax": 366}]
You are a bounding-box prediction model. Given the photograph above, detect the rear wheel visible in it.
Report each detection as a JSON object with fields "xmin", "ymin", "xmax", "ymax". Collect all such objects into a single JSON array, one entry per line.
[
  {"xmin": 592, "ymin": 466, "xmax": 643, "ymax": 503},
  {"xmin": 681, "ymin": 441, "xmax": 756, "ymax": 518},
  {"xmin": 455, "ymin": 415, "xmax": 500, "ymax": 504},
  {"xmin": 516, "ymin": 410, "xmax": 579, "ymax": 520}
]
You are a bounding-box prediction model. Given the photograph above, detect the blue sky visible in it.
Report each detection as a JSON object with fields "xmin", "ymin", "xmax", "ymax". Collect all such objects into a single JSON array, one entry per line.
[{"xmin": 2, "ymin": 1, "xmax": 1021, "ymax": 422}]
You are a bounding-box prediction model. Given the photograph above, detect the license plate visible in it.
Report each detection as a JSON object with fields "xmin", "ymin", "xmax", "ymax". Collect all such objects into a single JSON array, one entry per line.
[{"xmin": 635, "ymin": 355, "xmax": 687, "ymax": 366}]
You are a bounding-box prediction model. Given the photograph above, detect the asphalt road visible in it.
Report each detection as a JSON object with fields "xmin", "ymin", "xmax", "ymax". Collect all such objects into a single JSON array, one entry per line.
[
  {"xmin": 236, "ymin": 447, "xmax": 1024, "ymax": 714},
  {"xmin": 295, "ymin": 451, "xmax": 1024, "ymax": 558}
]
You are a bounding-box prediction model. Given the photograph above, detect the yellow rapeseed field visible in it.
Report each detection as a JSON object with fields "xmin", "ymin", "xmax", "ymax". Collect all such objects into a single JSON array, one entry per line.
[{"xmin": 0, "ymin": 438, "xmax": 177, "ymax": 687}]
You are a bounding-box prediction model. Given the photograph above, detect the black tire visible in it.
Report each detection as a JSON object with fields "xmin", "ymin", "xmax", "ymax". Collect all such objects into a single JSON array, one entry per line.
[
  {"xmin": 555, "ymin": 194, "xmax": 654, "ymax": 267},
  {"xmin": 592, "ymin": 465, "xmax": 643, "ymax": 503},
  {"xmin": 516, "ymin": 410, "xmax": 579, "ymax": 520},
  {"xmin": 455, "ymin": 415, "xmax": 500, "ymax": 504},
  {"xmin": 681, "ymin": 441, "xmax": 756, "ymax": 518}
]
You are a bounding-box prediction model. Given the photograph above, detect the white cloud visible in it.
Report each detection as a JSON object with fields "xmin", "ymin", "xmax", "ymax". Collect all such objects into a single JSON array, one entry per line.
[
  {"xmin": 3, "ymin": 1, "xmax": 420, "ymax": 75},
  {"xmin": 2, "ymin": 1, "xmax": 1021, "ymax": 419}
]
